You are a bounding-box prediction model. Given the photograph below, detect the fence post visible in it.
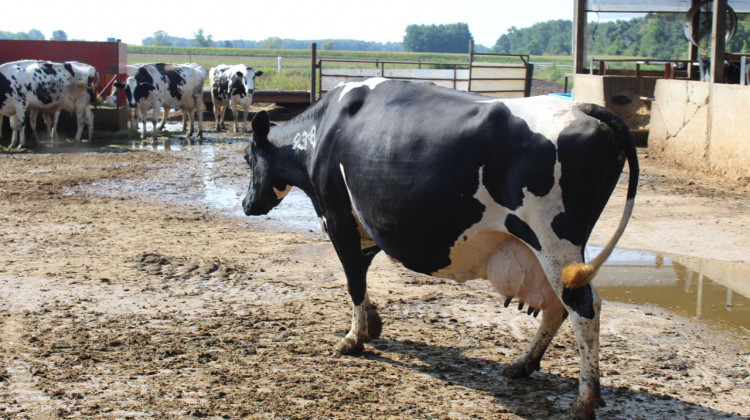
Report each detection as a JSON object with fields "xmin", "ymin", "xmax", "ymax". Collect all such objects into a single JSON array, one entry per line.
[
  {"xmin": 468, "ymin": 39, "xmax": 474, "ymax": 92},
  {"xmin": 310, "ymin": 43, "xmax": 317, "ymax": 102}
]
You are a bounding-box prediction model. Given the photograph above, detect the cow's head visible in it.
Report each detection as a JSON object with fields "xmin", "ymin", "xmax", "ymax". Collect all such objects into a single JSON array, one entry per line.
[
  {"xmin": 243, "ymin": 68, "xmax": 263, "ymax": 94},
  {"xmin": 243, "ymin": 111, "xmax": 289, "ymax": 215}
]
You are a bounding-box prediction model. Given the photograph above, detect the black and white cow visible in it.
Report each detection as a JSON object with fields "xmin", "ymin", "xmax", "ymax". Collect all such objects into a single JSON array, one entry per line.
[
  {"xmin": 114, "ymin": 63, "xmax": 206, "ymax": 141},
  {"xmin": 209, "ymin": 64, "xmax": 262, "ymax": 132},
  {"xmin": 0, "ymin": 60, "xmax": 97, "ymax": 148},
  {"xmin": 242, "ymin": 78, "xmax": 638, "ymax": 419}
]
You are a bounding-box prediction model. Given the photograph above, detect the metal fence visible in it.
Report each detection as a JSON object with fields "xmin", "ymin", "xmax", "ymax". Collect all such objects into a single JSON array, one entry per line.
[{"xmin": 316, "ymin": 51, "xmax": 534, "ymax": 101}]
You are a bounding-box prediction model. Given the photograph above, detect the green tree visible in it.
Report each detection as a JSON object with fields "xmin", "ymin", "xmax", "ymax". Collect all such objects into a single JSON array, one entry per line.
[
  {"xmin": 403, "ymin": 23, "xmax": 472, "ymax": 53},
  {"xmin": 51, "ymin": 30, "xmax": 67, "ymax": 41},
  {"xmin": 193, "ymin": 28, "xmax": 213, "ymax": 47},
  {"xmin": 322, "ymin": 40, "xmax": 335, "ymax": 50},
  {"xmin": 260, "ymin": 36, "xmax": 282, "ymax": 49},
  {"xmin": 149, "ymin": 30, "xmax": 172, "ymax": 46}
]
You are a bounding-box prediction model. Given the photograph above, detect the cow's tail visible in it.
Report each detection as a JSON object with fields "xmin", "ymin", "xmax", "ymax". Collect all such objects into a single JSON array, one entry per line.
[{"xmin": 562, "ymin": 105, "xmax": 639, "ymax": 289}]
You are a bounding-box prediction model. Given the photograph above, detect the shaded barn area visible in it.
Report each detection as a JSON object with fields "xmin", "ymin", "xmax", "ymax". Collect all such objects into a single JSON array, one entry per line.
[{"xmin": 571, "ymin": 0, "xmax": 750, "ymax": 178}]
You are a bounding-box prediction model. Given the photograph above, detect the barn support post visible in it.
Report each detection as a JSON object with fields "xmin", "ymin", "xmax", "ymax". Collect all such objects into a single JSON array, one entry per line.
[
  {"xmin": 311, "ymin": 43, "xmax": 317, "ymax": 102},
  {"xmin": 573, "ymin": 0, "xmax": 588, "ymax": 74},
  {"xmin": 710, "ymin": 0, "xmax": 727, "ymax": 83}
]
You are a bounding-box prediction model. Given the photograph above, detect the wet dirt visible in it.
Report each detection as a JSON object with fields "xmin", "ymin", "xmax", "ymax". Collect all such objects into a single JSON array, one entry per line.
[{"xmin": 0, "ymin": 126, "xmax": 749, "ymax": 419}]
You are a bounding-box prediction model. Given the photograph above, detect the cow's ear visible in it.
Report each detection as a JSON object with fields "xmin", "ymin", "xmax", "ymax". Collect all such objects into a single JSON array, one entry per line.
[
  {"xmin": 251, "ymin": 111, "xmax": 271, "ymax": 146},
  {"xmin": 236, "ymin": 71, "xmax": 244, "ymax": 78},
  {"xmin": 255, "ymin": 71, "xmax": 263, "ymax": 77}
]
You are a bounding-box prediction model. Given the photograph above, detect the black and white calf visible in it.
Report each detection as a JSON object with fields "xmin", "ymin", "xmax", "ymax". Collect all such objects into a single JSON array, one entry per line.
[
  {"xmin": 242, "ymin": 78, "xmax": 639, "ymax": 419},
  {"xmin": 0, "ymin": 60, "xmax": 97, "ymax": 148},
  {"xmin": 114, "ymin": 63, "xmax": 206, "ymax": 140},
  {"xmin": 209, "ymin": 64, "xmax": 262, "ymax": 132}
]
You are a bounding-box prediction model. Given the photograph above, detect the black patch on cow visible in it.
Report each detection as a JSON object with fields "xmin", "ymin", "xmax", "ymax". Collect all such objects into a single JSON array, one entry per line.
[
  {"xmin": 134, "ymin": 83, "xmax": 155, "ymax": 103},
  {"xmin": 40, "ymin": 63, "xmax": 57, "ymax": 76},
  {"xmin": 134, "ymin": 67, "xmax": 154, "ymax": 86},
  {"xmin": 505, "ymin": 214, "xmax": 541, "ymax": 251},
  {"xmin": 0, "ymin": 72, "xmax": 12, "ymax": 109},
  {"xmin": 481, "ymin": 103, "xmax": 557, "ymax": 211},
  {"xmin": 212, "ymin": 73, "xmax": 230, "ymax": 101},
  {"xmin": 63, "ymin": 63, "xmax": 75, "ymax": 78},
  {"xmin": 34, "ymin": 83, "xmax": 53, "ymax": 104},
  {"xmin": 552, "ymin": 105, "xmax": 627, "ymax": 246},
  {"xmin": 562, "ymin": 285, "xmax": 595, "ymax": 319},
  {"xmin": 154, "ymin": 63, "xmax": 184, "ymax": 100}
]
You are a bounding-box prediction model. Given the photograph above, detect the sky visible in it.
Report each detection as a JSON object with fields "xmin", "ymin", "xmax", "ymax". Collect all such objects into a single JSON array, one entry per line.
[{"xmin": 4, "ymin": 0, "xmax": 578, "ymax": 47}]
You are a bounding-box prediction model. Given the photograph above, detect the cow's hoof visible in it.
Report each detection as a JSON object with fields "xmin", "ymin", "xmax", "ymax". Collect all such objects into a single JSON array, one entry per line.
[
  {"xmin": 501, "ymin": 359, "xmax": 540, "ymax": 378},
  {"xmin": 571, "ymin": 398, "xmax": 596, "ymax": 420},
  {"xmin": 336, "ymin": 336, "xmax": 364, "ymax": 355},
  {"xmin": 365, "ymin": 309, "xmax": 382, "ymax": 341}
]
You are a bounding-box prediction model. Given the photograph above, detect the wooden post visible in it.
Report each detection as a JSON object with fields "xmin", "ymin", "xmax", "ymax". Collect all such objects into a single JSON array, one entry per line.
[
  {"xmin": 310, "ymin": 42, "xmax": 317, "ymax": 102},
  {"xmin": 710, "ymin": 0, "xmax": 727, "ymax": 83},
  {"xmin": 573, "ymin": 0, "xmax": 588, "ymax": 74}
]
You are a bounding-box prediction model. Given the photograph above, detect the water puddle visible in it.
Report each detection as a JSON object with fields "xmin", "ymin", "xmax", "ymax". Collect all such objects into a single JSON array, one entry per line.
[{"xmin": 590, "ymin": 247, "xmax": 750, "ymax": 345}]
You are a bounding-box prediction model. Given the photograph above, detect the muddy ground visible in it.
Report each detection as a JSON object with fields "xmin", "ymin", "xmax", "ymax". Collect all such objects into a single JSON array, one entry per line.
[{"xmin": 0, "ymin": 121, "xmax": 749, "ymax": 419}]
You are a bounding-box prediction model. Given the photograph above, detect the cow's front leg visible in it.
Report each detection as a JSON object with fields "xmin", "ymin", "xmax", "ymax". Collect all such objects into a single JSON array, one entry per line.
[
  {"xmin": 241, "ymin": 106, "xmax": 249, "ymax": 133},
  {"xmin": 194, "ymin": 95, "xmax": 204, "ymax": 139},
  {"xmin": 231, "ymin": 104, "xmax": 240, "ymax": 133},
  {"xmin": 502, "ymin": 304, "xmax": 567, "ymax": 378}
]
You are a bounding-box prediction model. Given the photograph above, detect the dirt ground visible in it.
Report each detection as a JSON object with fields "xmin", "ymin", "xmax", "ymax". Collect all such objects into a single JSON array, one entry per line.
[{"xmin": 0, "ymin": 121, "xmax": 749, "ymax": 419}]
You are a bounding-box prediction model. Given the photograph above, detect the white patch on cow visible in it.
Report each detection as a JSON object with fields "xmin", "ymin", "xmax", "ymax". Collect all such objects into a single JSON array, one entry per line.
[
  {"xmin": 274, "ymin": 185, "xmax": 292, "ymax": 200},
  {"xmin": 337, "ymin": 77, "xmax": 388, "ymax": 102},
  {"xmin": 478, "ymin": 96, "xmax": 578, "ymax": 143},
  {"xmin": 339, "ymin": 164, "xmax": 377, "ymax": 250},
  {"xmin": 292, "ymin": 125, "xmax": 317, "ymax": 151}
]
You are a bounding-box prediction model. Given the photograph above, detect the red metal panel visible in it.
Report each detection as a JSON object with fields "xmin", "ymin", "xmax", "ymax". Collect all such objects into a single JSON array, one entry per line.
[{"xmin": 0, "ymin": 39, "xmax": 128, "ymax": 108}]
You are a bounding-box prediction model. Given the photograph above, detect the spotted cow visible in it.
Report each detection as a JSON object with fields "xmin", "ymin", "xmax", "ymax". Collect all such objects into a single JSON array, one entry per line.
[
  {"xmin": 114, "ymin": 63, "xmax": 206, "ymax": 140},
  {"xmin": 209, "ymin": 64, "xmax": 262, "ymax": 132},
  {"xmin": 0, "ymin": 60, "xmax": 97, "ymax": 148},
  {"xmin": 241, "ymin": 78, "xmax": 638, "ymax": 419}
]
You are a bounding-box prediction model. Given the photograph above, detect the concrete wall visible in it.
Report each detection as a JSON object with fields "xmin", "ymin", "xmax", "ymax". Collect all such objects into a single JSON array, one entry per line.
[{"xmin": 648, "ymin": 79, "xmax": 750, "ymax": 178}]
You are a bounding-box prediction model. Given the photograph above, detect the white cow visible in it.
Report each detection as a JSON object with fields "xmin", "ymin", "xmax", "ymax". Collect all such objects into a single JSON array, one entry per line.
[
  {"xmin": 209, "ymin": 64, "xmax": 263, "ymax": 132},
  {"xmin": 0, "ymin": 60, "xmax": 97, "ymax": 148},
  {"xmin": 114, "ymin": 63, "xmax": 206, "ymax": 141}
]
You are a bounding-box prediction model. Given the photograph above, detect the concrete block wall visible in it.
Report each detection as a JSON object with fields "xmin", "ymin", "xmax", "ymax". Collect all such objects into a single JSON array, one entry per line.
[{"xmin": 649, "ymin": 79, "xmax": 750, "ymax": 179}]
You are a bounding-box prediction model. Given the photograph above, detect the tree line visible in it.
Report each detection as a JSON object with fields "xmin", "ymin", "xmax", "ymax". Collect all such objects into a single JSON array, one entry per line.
[{"xmin": 493, "ymin": 13, "xmax": 750, "ymax": 59}]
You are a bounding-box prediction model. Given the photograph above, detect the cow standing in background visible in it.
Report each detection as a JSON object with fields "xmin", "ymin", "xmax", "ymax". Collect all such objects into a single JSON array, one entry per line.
[
  {"xmin": 0, "ymin": 60, "xmax": 97, "ymax": 148},
  {"xmin": 114, "ymin": 63, "xmax": 206, "ymax": 141},
  {"xmin": 209, "ymin": 64, "xmax": 263, "ymax": 132},
  {"xmin": 242, "ymin": 78, "xmax": 639, "ymax": 419}
]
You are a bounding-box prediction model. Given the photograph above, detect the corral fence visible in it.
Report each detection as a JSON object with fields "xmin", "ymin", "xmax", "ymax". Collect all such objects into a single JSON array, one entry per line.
[{"xmin": 314, "ymin": 42, "xmax": 534, "ymax": 101}]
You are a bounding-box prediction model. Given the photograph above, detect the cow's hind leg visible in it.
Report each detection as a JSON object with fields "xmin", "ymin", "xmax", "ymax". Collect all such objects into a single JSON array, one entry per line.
[
  {"xmin": 566, "ymin": 288, "xmax": 604, "ymax": 419},
  {"xmin": 502, "ymin": 304, "xmax": 567, "ymax": 378}
]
